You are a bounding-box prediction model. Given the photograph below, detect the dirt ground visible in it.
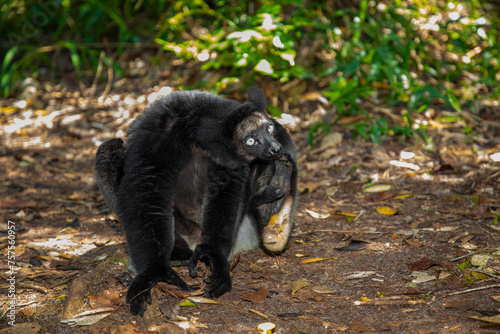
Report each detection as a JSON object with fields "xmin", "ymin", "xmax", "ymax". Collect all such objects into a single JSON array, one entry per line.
[{"xmin": 1, "ymin": 71, "xmax": 500, "ymax": 333}]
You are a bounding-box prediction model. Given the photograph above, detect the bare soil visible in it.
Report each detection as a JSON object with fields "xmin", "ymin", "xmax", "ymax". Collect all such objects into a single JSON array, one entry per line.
[{"xmin": 1, "ymin": 71, "xmax": 500, "ymax": 333}]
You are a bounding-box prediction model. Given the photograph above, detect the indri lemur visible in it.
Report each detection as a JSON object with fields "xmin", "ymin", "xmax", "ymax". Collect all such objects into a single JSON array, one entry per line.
[{"xmin": 95, "ymin": 87, "xmax": 297, "ymax": 315}]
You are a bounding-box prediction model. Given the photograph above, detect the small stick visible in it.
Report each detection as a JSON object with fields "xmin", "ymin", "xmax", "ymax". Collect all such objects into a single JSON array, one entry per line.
[
  {"xmin": 301, "ymin": 229, "xmax": 383, "ymax": 234},
  {"xmin": 18, "ymin": 282, "xmax": 49, "ymax": 294},
  {"xmin": 433, "ymin": 284, "xmax": 500, "ymax": 302},
  {"xmin": 248, "ymin": 308, "xmax": 270, "ymax": 320},
  {"xmin": 450, "ymin": 252, "xmax": 477, "ymax": 262},
  {"xmin": 355, "ymin": 299, "xmax": 427, "ymax": 306}
]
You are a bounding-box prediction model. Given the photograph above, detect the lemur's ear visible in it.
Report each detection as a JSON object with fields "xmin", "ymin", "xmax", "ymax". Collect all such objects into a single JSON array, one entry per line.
[
  {"xmin": 223, "ymin": 100, "xmax": 256, "ymax": 130},
  {"xmin": 246, "ymin": 86, "xmax": 267, "ymax": 113}
]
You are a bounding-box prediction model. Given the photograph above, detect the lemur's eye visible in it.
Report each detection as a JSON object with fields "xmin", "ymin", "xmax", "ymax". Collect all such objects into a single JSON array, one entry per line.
[
  {"xmin": 267, "ymin": 123, "xmax": 274, "ymax": 134},
  {"xmin": 245, "ymin": 137, "xmax": 256, "ymax": 146}
]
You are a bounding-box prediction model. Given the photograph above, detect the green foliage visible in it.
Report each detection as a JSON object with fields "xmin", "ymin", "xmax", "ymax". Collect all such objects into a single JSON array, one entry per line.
[
  {"xmin": 0, "ymin": 0, "xmax": 169, "ymax": 96},
  {"xmin": 319, "ymin": 0, "xmax": 499, "ymax": 142},
  {"xmin": 1, "ymin": 0, "xmax": 499, "ymax": 144},
  {"xmin": 154, "ymin": 1, "xmax": 309, "ymax": 88}
]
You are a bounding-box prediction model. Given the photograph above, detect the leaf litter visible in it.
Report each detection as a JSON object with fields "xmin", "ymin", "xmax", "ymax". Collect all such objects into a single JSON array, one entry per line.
[{"xmin": 1, "ymin": 69, "xmax": 499, "ymax": 333}]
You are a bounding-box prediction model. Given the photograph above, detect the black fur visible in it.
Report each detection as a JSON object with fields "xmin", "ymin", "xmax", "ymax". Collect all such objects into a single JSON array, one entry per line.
[{"xmin": 95, "ymin": 88, "xmax": 298, "ymax": 315}]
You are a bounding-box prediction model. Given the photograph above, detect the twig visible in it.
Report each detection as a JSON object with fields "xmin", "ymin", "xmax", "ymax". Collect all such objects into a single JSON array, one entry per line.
[
  {"xmin": 248, "ymin": 308, "xmax": 270, "ymax": 320},
  {"xmin": 102, "ymin": 39, "xmax": 114, "ymax": 99},
  {"xmin": 17, "ymin": 301, "xmax": 39, "ymax": 308},
  {"xmin": 18, "ymin": 282, "xmax": 49, "ymax": 294},
  {"xmin": 433, "ymin": 284, "xmax": 500, "ymax": 303},
  {"xmin": 450, "ymin": 252, "xmax": 477, "ymax": 262},
  {"xmin": 353, "ymin": 210, "xmax": 364, "ymax": 222},
  {"xmin": 299, "ymin": 229, "xmax": 384, "ymax": 235},
  {"xmin": 355, "ymin": 298, "xmax": 427, "ymax": 306},
  {"xmin": 90, "ymin": 50, "xmax": 105, "ymax": 98}
]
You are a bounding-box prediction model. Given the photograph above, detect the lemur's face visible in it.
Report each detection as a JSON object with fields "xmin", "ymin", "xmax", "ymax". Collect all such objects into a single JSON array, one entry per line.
[{"xmin": 235, "ymin": 113, "xmax": 282, "ymax": 162}]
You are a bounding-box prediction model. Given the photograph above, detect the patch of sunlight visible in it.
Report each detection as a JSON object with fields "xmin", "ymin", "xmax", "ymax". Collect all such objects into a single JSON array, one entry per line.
[
  {"xmin": 147, "ymin": 86, "xmax": 173, "ymax": 103},
  {"xmin": 491, "ymin": 152, "xmax": 500, "ymax": 162},
  {"xmin": 4, "ymin": 117, "xmax": 32, "ymax": 133},
  {"xmin": 31, "ymin": 238, "xmax": 96, "ymax": 256},
  {"xmin": 400, "ymin": 151, "xmax": 415, "ymax": 160},
  {"xmin": 281, "ymin": 53, "xmax": 295, "ymax": 66},
  {"xmin": 227, "ymin": 30, "xmax": 263, "ymax": 42},
  {"xmin": 196, "ymin": 51, "xmax": 210, "ymax": 62},
  {"xmin": 261, "ymin": 13, "xmax": 277, "ymax": 30},
  {"xmin": 390, "ymin": 160, "xmax": 420, "ymax": 171},
  {"xmin": 273, "ymin": 36, "xmax": 284, "ymax": 48},
  {"xmin": 255, "ymin": 59, "xmax": 273, "ymax": 75}
]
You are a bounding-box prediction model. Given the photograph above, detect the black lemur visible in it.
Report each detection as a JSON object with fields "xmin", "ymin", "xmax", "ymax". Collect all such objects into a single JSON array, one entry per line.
[{"xmin": 95, "ymin": 87, "xmax": 298, "ymax": 315}]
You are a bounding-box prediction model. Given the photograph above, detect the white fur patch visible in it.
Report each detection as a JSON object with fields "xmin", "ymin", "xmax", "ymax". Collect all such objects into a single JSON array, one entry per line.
[
  {"xmin": 261, "ymin": 197, "xmax": 294, "ymax": 252},
  {"xmin": 230, "ymin": 214, "xmax": 260, "ymax": 258}
]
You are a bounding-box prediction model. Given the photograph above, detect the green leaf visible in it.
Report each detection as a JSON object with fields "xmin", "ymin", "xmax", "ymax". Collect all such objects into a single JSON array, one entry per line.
[
  {"xmin": 180, "ymin": 300, "xmax": 196, "ymax": 307},
  {"xmin": 267, "ymin": 104, "xmax": 282, "ymax": 118},
  {"xmin": 446, "ymin": 91, "xmax": 462, "ymax": 112},
  {"xmin": 1, "ymin": 46, "xmax": 19, "ymax": 75}
]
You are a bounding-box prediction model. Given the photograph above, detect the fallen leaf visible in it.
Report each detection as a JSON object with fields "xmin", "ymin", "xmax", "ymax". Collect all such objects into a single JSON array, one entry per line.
[
  {"xmin": 386, "ymin": 321, "xmax": 402, "ymax": 327},
  {"xmin": 345, "ymin": 271, "xmax": 376, "ymax": 280},
  {"xmin": 410, "ymin": 271, "xmax": 436, "ymax": 283},
  {"xmin": 294, "ymin": 289, "xmax": 323, "ymax": 301},
  {"xmin": 471, "ymin": 254, "xmax": 491, "ymax": 267},
  {"xmin": 291, "ymin": 278, "xmax": 310, "ymax": 296},
  {"xmin": 60, "ymin": 308, "xmax": 115, "ymax": 326},
  {"xmin": 376, "ymin": 206, "xmax": 398, "ymax": 215},
  {"xmin": 299, "ymin": 257, "xmax": 336, "ymax": 264},
  {"xmin": 334, "ymin": 211, "xmax": 357, "ymax": 218},
  {"xmin": 180, "ymin": 300, "xmax": 196, "ymax": 307},
  {"xmin": 363, "ymin": 184, "xmax": 392, "ymax": 193},
  {"xmin": 348, "ymin": 320, "xmax": 369, "ymax": 332},
  {"xmin": 242, "ymin": 286, "xmax": 271, "ymax": 304},
  {"xmin": 335, "ymin": 240, "xmax": 370, "ymax": 251},
  {"xmin": 305, "ymin": 209, "xmax": 330, "ymax": 219},
  {"xmin": 408, "ymin": 257, "xmax": 439, "ymax": 271},
  {"xmin": 187, "ymin": 296, "xmax": 220, "ymax": 304},
  {"xmin": 468, "ymin": 314, "xmax": 500, "ymax": 324},
  {"xmin": 88, "ymin": 289, "xmax": 121, "ymax": 309},
  {"xmin": 364, "ymin": 191, "xmax": 396, "ymax": 202},
  {"xmin": 115, "ymin": 322, "xmax": 139, "ymax": 334},
  {"xmin": 404, "ymin": 239, "xmax": 423, "ymax": 248},
  {"xmin": 159, "ymin": 299, "xmax": 180, "ymax": 319}
]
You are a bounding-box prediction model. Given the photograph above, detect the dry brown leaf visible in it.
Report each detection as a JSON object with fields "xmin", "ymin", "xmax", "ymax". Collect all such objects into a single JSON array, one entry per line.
[
  {"xmin": 88, "ymin": 289, "xmax": 121, "ymax": 309},
  {"xmin": 242, "ymin": 286, "xmax": 271, "ymax": 304},
  {"xmin": 404, "ymin": 238, "xmax": 424, "ymax": 248},
  {"xmin": 408, "ymin": 257, "xmax": 439, "ymax": 271},
  {"xmin": 159, "ymin": 299, "xmax": 180, "ymax": 319},
  {"xmin": 468, "ymin": 314, "xmax": 500, "ymax": 324},
  {"xmin": 348, "ymin": 320, "xmax": 369, "ymax": 332},
  {"xmin": 116, "ymin": 322, "xmax": 139, "ymax": 334}
]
